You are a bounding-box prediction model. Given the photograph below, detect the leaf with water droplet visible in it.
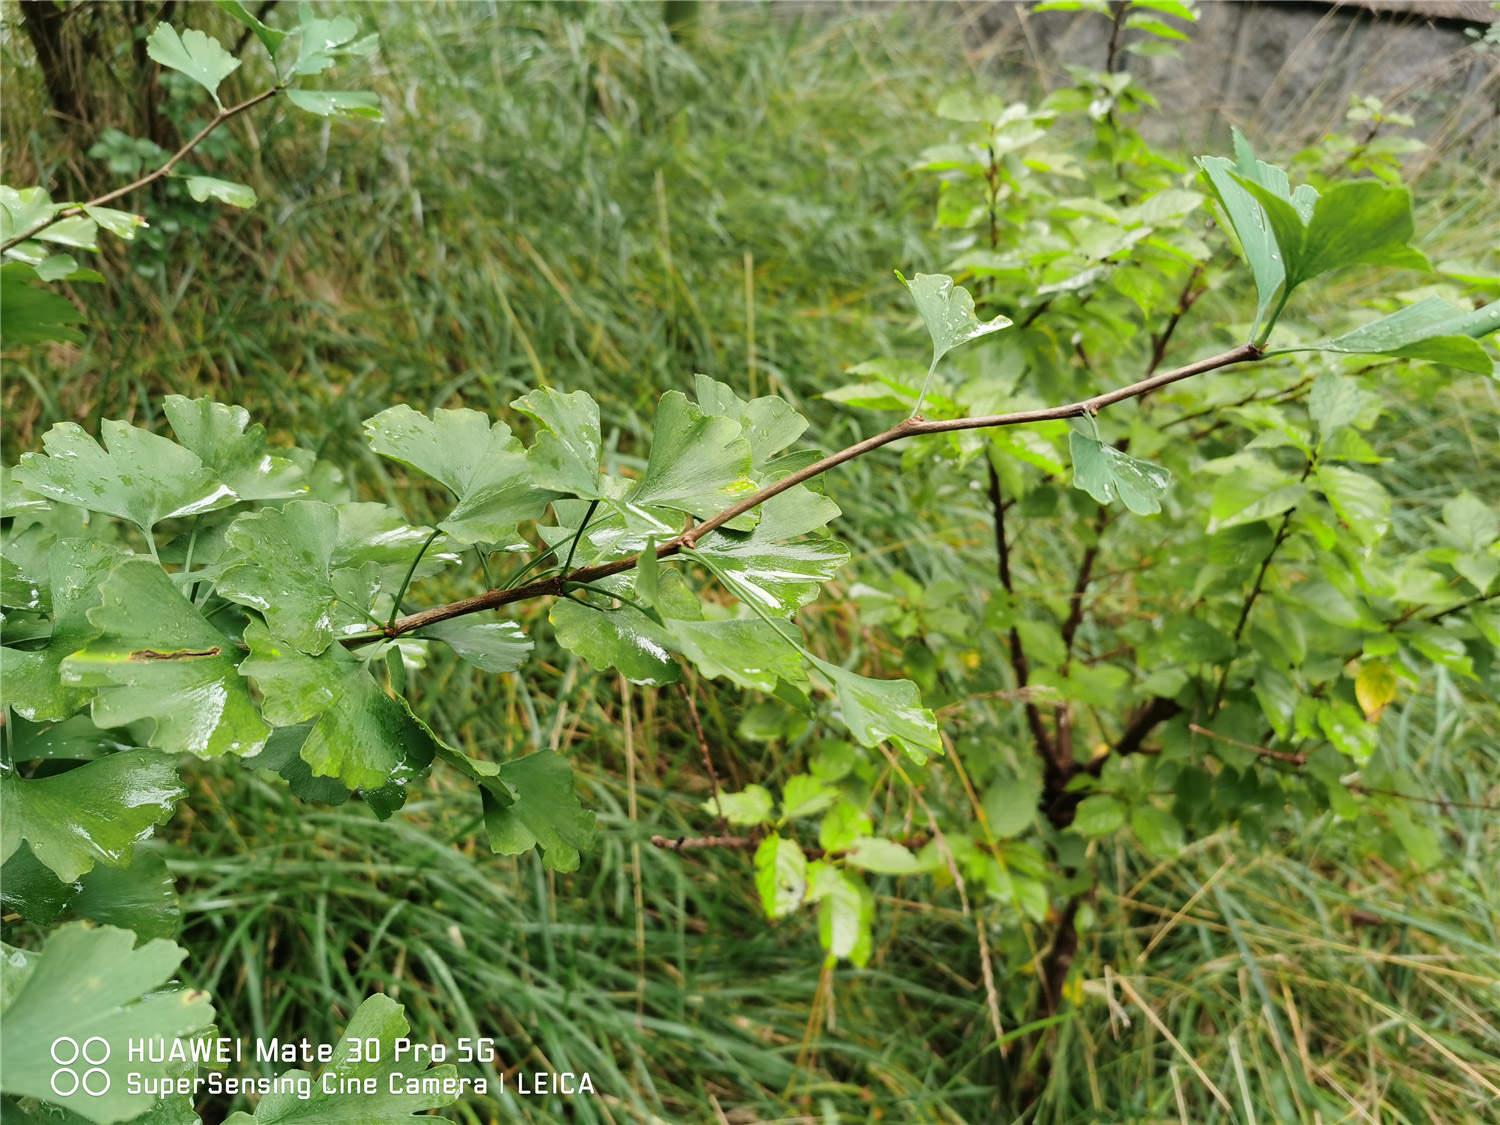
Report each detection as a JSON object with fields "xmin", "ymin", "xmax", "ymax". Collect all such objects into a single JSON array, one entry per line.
[
  {"xmin": 480, "ymin": 750, "xmax": 596, "ymax": 873},
  {"xmin": 1069, "ymin": 431, "xmax": 1172, "ymax": 515},
  {"xmin": 0, "ymin": 750, "xmax": 184, "ymax": 882},
  {"xmin": 363, "ymin": 405, "xmax": 553, "ymax": 548},
  {"xmin": 163, "ymin": 395, "xmax": 307, "ymax": 501},
  {"xmin": 626, "ymin": 391, "xmax": 757, "ymax": 526},
  {"xmin": 216, "ymin": 500, "xmax": 380, "ymax": 655},
  {"xmin": 14, "ymin": 420, "xmax": 238, "ymax": 533},
  {"xmin": 690, "ymin": 487, "xmax": 848, "ymax": 614},
  {"xmin": 0, "ymin": 922, "xmax": 214, "ymax": 1124},
  {"xmin": 239, "ymin": 622, "xmax": 438, "ymax": 795},
  {"xmin": 809, "ymin": 655, "xmax": 941, "ymax": 765},
  {"xmin": 62, "ymin": 558, "xmax": 270, "ymax": 759}
]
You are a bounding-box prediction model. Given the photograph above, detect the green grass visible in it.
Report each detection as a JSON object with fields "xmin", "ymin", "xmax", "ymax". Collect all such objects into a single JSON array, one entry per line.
[{"xmin": 4, "ymin": 3, "xmax": 1499, "ymax": 1122}]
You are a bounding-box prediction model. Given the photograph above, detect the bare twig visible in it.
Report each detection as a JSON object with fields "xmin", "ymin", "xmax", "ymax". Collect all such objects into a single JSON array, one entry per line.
[
  {"xmin": 1, "ymin": 85, "xmax": 281, "ymax": 253},
  {"xmin": 367, "ymin": 343, "xmax": 1262, "ymax": 643}
]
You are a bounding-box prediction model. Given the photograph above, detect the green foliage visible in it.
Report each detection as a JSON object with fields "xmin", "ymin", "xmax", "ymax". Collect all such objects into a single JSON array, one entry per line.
[{"xmin": 0, "ymin": 923, "xmax": 212, "ymax": 1124}]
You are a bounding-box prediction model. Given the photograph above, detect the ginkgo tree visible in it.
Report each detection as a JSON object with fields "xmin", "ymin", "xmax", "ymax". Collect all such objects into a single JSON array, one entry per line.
[{"xmin": 2, "ymin": 4, "xmax": 1499, "ymax": 1122}]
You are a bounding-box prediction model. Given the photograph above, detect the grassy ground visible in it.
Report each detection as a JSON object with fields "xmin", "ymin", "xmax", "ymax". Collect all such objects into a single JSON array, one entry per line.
[{"xmin": 4, "ymin": 3, "xmax": 1499, "ymax": 1122}]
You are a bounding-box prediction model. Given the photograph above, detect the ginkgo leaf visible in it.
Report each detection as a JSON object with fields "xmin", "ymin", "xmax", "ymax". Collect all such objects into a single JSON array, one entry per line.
[
  {"xmin": 222, "ymin": 994, "xmax": 459, "ymax": 1123},
  {"xmin": 363, "ymin": 404, "xmax": 554, "ymax": 548},
  {"xmin": 690, "ymin": 487, "xmax": 848, "ymax": 613},
  {"xmin": 1, "ymin": 845, "xmax": 181, "ymax": 940},
  {"xmin": 215, "ymin": 0, "xmax": 287, "ymax": 56},
  {"xmin": 0, "ymin": 186, "xmax": 56, "ymax": 242},
  {"xmin": 146, "ymin": 24, "xmax": 240, "ymax": 103},
  {"xmin": 692, "ymin": 374, "xmax": 809, "ymax": 473},
  {"xmin": 512, "ymin": 387, "xmax": 604, "ymax": 498},
  {"xmin": 1069, "ymin": 431, "xmax": 1172, "ymax": 515},
  {"xmin": 898, "ymin": 271, "xmax": 1012, "ymax": 369},
  {"xmin": 1284, "ymin": 297, "xmax": 1498, "ymax": 374},
  {"xmin": 285, "ymin": 89, "xmax": 383, "ymax": 120},
  {"xmin": 163, "ymin": 395, "xmax": 306, "ymax": 500},
  {"xmin": 809, "ymin": 655, "xmax": 941, "ymax": 764},
  {"xmin": 14, "ymin": 420, "xmax": 237, "ymax": 533},
  {"xmin": 0, "ymin": 923, "xmax": 213, "ymax": 1125},
  {"xmin": 0, "ymin": 751, "xmax": 184, "ymax": 883},
  {"xmin": 62, "ymin": 558, "xmax": 270, "ymax": 759},
  {"xmin": 550, "ymin": 598, "xmax": 679, "ymax": 685},
  {"xmin": 239, "ymin": 622, "xmax": 438, "ymax": 795},
  {"xmin": 216, "ymin": 501, "xmax": 379, "ymax": 655},
  {"xmin": 288, "ymin": 15, "xmax": 364, "ymax": 77},
  {"xmin": 626, "ymin": 391, "xmax": 757, "ymax": 523},
  {"xmin": 670, "ymin": 616, "xmax": 807, "ymax": 692},
  {"xmin": 480, "ymin": 750, "xmax": 596, "ymax": 873},
  {"xmin": 419, "ymin": 617, "xmax": 532, "ymax": 673},
  {"xmin": 0, "ymin": 538, "xmax": 121, "ymax": 721},
  {"xmin": 184, "ymin": 176, "xmax": 257, "ymax": 208}
]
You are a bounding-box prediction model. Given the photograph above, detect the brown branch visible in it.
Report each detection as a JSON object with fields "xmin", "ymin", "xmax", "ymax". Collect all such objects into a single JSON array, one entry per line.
[
  {"xmin": 988, "ymin": 461, "xmax": 1055, "ymax": 765},
  {"xmin": 1188, "ymin": 723, "xmax": 1306, "ymax": 765},
  {"xmin": 1060, "ymin": 505, "xmax": 1110, "ymax": 661},
  {"xmin": 1, "ymin": 85, "xmax": 281, "ymax": 253},
  {"xmin": 650, "ymin": 831, "xmax": 932, "ymax": 858},
  {"xmin": 370, "ymin": 343, "xmax": 1263, "ymax": 643},
  {"xmin": 678, "ymin": 680, "xmax": 726, "ymax": 831}
]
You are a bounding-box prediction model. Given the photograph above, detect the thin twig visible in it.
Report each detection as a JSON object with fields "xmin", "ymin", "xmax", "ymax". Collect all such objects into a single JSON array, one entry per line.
[
  {"xmin": 1, "ymin": 86, "xmax": 281, "ymax": 252},
  {"xmin": 678, "ymin": 679, "xmax": 726, "ymax": 832},
  {"xmin": 362, "ymin": 343, "xmax": 1262, "ymax": 643}
]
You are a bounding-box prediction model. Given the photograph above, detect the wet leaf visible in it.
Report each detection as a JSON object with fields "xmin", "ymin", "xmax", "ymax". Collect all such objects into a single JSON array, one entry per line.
[
  {"xmin": 511, "ymin": 386, "xmax": 604, "ymax": 498},
  {"xmin": 163, "ymin": 395, "xmax": 306, "ymax": 501},
  {"xmin": 222, "ymin": 995, "xmax": 458, "ymax": 1124},
  {"xmin": 626, "ymin": 391, "xmax": 756, "ymax": 523},
  {"xmin": 550, "ymin": 597, "xmax": 678, "ymax": 685},
  {"xmin": 239, "ymin": 622, "xmax": 438, "ymax": 794},
  {"xmin": 63, "ymin": 559, "xmax": 270, "ymax": 758},
  {"xmin": 363, "ymin": 405, "xmax": 553, "ymax": 548},
  {"xmin": 419, "ymin": 617, "xmax": 532, "ymax": 673},
  {"xmin": 809, "ymin": 655, "xmax": 941, "ymax": 764},
  {"xmin": 1070, "ymin": 431, "xmax": 1172, "ymax": 515},
  {"xmin": 14, "ymin": 420, "xmax": 237, "ymax": 533},
  {"xmin": 690, "ymin": 487, "xmax": 848, "ymax": 613},
  {"xmin": 0, "ymin": 751, "xmax": 184, "ymax": 882},
  {"xmin": 0, "ymin": 923, "xmax": 213, "ymax": 1124},
  {"xmin": 480, "ymin": 750, "xmax": 596, "ymax": 873}
]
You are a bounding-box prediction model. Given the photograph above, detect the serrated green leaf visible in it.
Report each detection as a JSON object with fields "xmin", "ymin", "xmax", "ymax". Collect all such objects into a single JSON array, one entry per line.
[
  {"xmin": 63, "ymin": 559, "xmax": 269, "ymax": 758},
  {"xmin": 0, "ymin": 262, "xmax": 84, "ymax": 346},
  {"xmin": 146, "ymin": 24, "xmax": 240, "ymax": 103},
  {"xmin": 1307, "ymin": 372, "xmax": 1380, "ymax": 444},
  {"xmin": 1315, "ymin": 465, "xmax": 1390, "ymax": 545},
  {"xmin": 754, "ymin": 834, "xmax": 807, "ymax": 920},
  {"xmin": 163, "ymin": 395, "xmax": 306, "ymax": 500},
  {"xmin": 184, "ymin": 176, "xmax": 256, "ymax": 208},
  {"xmin": 809, "ymin": 656, "xmax": 940, "ymax": 764},
  {"xmin": 818, "ymin": 800, "xmax": 872, "ymax": 852},
  {"xmin": 0, "ymin": 923, "xmax": 213, "ymax": 1125},
  {"xmin": 626, "ymin": 391, "xmax": 756, "ymax": 522},
  {"xmin": 702, "ymin": 784, "xmax": 775, "ymax": 826},
  {"xmin": 1130, "ymin": 805, "xmax": 1184, "ymax": 857},
  {"xmin": 239, "ymin": 622, "xmax": 437, "ymax": 793},
  {"xmin": 217, "ymin": 501, "xmax": 378, "ymax": 654},
  {"xmin": 1207, "ymin": 458, "xmax": 1305, "ymax": 532},
  {"xmin": 285, "ymin": 89, "xmax": 382, "ymax": 120},
  {"xmin": 14, "ymin": 420, "xmax": 236, "ymax": 533},
  {"xmin": 363, "ymin": 405, "xmax": 553, "ymax": 548},
  {"xmin": 550, "ymin": 597, "xmax": 678, "ymax": 685},
  {"xmin": 480, "ymin": 750, "xmax": 596, "ymax": 872},
  {"xmin": 1069, "ymin": 431, "xmax": 1171, "ymax": 515},
  {"xmin": 982, "ymin": 769, "xmax": 1042, "ymax": 839},
  {"xmin": 844, "ymin": 836, "xmax": 920, "ymax": 874},
  {"xmin": 1, "ymin": 539, "xmax": 121, "ymax": 721},
  {"xmin": 3, "ymin": 846, "xmax": 181, "ymax": 940},
  {"xmin": 1072, "ymin": 793, "xmax": 1126, "ymax": 837},
  {"xmin": 511, "ymin": 387, "xmax": 604, "ymax": 498},
  {"xmin": 222, "ymin": 994, "xmax": 458, "ymax": 1124},
  {"xmin": 419, "ymin": 617, "xmax": 531, "ymax": 673},
  {"xmin": 780, "ymin": 774, "xmax": 836, "ymax": 821},
  {"xmin": 807, "ymin": 862, "xmax": 873, "ymax": 966},
  {"xmin": 690, "ymin": 487, "xmax": 848, "ymax": 613},
  {"xmin": 1, "ymin": 751, "xmax": 184, "ymax": 883}
]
